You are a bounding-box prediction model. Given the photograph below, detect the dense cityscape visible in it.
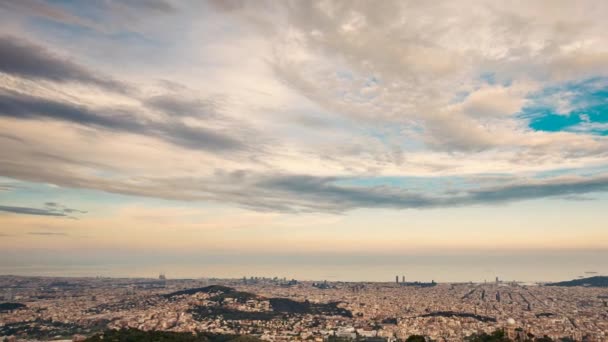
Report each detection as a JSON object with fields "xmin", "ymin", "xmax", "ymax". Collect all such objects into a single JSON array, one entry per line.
[{"xmin": 1, "ymin": 275, "xmax": 606, "ymax": 342}]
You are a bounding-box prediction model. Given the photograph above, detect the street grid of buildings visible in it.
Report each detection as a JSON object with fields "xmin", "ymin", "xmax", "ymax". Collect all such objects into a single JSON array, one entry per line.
[{"xmin": 0, "ymin": 275, "xmax": 606, "ymax": 341}]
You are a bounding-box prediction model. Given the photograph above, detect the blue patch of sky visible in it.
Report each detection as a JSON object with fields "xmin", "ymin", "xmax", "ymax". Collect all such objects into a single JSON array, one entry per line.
[
  {"xmin": 529, "ymin": 166, "xmax": 608, "ymax": 180},
  {"xmin": 335, "ymin": 70, "xmax": 354, "ymax": 80},
  {"xmin": 479, "ymin": 72, "xmax": 513, "ymax": 87},
  {"xmin": 363, "ymin": 75, "xmax": 379, "ymax": 89},
  {"xmin": 450, "ymin": 90, "xmax": 470, "ymax": 104},
  {"xmin": 479, "ymin": 72, "xmax": 496, "ymax": 85},
  {"xmin": 29, "ymin": 18, "xmax": 159, "ymax": 47},
  {"xmin": 520, "ymin": 77, "xmax": 608, "ymax": 135},
  {"xmin": 479, "ymin": 71, "xmax": 513, "ymax": 87}
]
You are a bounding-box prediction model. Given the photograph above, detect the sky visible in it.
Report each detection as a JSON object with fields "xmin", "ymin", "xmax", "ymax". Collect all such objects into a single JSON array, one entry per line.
[{"xmin": 1, "ymin": 0, "xmax": 608, "ymax": 281}]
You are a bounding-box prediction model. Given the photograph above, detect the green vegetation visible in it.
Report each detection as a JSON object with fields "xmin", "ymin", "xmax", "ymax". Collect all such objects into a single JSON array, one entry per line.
[
  {"xmin": 326, "ymin": 337, "xmax": 356, "ymax": 342},
  {"xmin": 381, "ymin": 317, "xmax": 397, "ymax": 325},
  {"xmin": 534, "ymin": 337, "xmax": 554, "ymax": 342},
  {"xmin": 168, "ymin": 285, "xmax": 352, "ymax": 322},
  {"xmin": 209, "ymin": 291, "xmax": 258, "ymax": 304},
  {"xmin": 465, "ymin": 330, "xmax": 511, "ymax": 342},
  {"xmin": 419, "ymin": 311, "xmax": 496, "ymax": 323},
  {"xmin": 0, "ymin": 319, "xmax": 105, "ymax": 340},
  {"xmin": 269, "ymin": 298, "xmax": 352, "ymax": 317},
  {"xmin": 0, "ymin": 302, "xmax": 26, "ymax": 312},
  {"xmin": 84, "ymin": 329, "xmax": 263, "ymax": 342},
  {"xmin": 163, "ymin": 285, "xmax": 235, "ymax": 299},
  {"xmin": 546, "ymin": 276, "xmax": 608, "ymax": 287},
  {"xmin": 164, "ymin": 286, "xmax": 258, "ymax": 305}
]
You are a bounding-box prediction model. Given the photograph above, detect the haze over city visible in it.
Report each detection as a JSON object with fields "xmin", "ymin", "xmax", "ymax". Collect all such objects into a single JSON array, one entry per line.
[{"xmin": 1, "ymin": 0, "xmax": 608, "ymax": 283}]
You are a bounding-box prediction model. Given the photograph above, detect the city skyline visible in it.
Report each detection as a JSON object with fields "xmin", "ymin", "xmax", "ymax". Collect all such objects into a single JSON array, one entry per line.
[{"xmin": 1, "ymin": 1, "xmax": 608, "ymax": 281}]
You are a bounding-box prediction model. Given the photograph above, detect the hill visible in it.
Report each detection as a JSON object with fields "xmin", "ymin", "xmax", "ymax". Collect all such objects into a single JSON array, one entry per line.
[
  {"xmin": 162, "ymin": 285, "xmax": 236, "ymax": 299},
  {"xmin": 546, "ymin": 276, "xmax": 608, "ymax": 287}
]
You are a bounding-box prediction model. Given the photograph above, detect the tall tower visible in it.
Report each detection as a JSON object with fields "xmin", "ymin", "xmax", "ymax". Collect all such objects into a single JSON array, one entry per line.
[
  {"xmin": 395, "ymin": 275, "xmax": 399, "ymax": 284},
  {"xmin": 402, "ymin": 275, "xmax": 405, "ymax": 283}
]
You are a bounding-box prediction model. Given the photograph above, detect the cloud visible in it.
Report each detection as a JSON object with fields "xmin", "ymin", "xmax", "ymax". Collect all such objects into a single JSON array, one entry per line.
[
  {"xmin": 3, "ymin": 158, "xmax": 608, "ymax": 213},
  {"xmin": 0, "ymin": 205, "xmax": 68, "ymax": 217},
  {"xmin": 215, "ymin": 0, "xmax": 608, "ymax": 153},
  {"xmin": 0, "ymin": 203, "xmax": 86, "ymax": 217},
  {"xmin": 460, "ymin": 84, "xmax": 530, "ymax": 118},
  {"xmin": 27, "ymin": 232, "xmax": 68, "ymax": 236},
  {"xmin": 0, "ymin": 90, "xmax": 246, "ymax": 152},
  {"xmin": 44, "ymin": 202, "xmax": 87, "ymax": 215},
  {"xmin": 567, "ymin": 121, "xmax": 608, "ymax": 135},
  {"xmin": 236, "ymin": 173, "xmax": 608, "ymax": 212},
  {"xmin": 144, "ymin": 94, "xmax": 218, "ymax": 118},
  {"xmin": 114, "ymin": 0, "xmax": 177, "ymax": 14},
  {"xmin": 0, "ymin": 0, "xmax": 92, "ymax": 27},
  {"xmin": 0, "ymin": 90, "xmax": 141, "ymax": 130},
  {"xmin": 1, "ymin": 0, "xmax": 608, "ymax": 217},
  {"xmin": 462, "ymin": 176, "xmax": 608, "ymax": 206},
  {"xmin": 0, "ymin": 36, "xmax": 128, "ymax": 91}
]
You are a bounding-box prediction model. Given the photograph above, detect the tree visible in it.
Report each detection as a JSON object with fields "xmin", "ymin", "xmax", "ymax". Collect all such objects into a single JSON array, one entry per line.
[{"xmin": 466, "ymin": 330, "xmax": 512, "ymax": 342}]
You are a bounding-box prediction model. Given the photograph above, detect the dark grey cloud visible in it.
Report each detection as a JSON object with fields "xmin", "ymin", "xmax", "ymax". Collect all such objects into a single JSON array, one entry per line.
[
  {"xmin": 0, "ymin": 205, "xmax": 67, "ymax": 217},
  {"xmin": 0, "ymin": 91, "xmax": 244, "ymax": 152},
  {"xmin": 144, "ymin": 172, "xmax": 608, "ymax": 213},
  {"xmin": 458, "ymin": 177, "xmax": 608, "ymax": 206},
  {"xmin": 198, "ymin": 173, "xmax": 608, "ymax": 212},
  {"xmin": 160, "ymin": 122, "xmax": 243, "ymax": 151},
  {"xmin": 120, "ymin": 0, "xmax": 176, "ymax": 13},
  {"xmin": 0, "ymin": 91, "xmax": 142, "ymax": 130},
  {"xmin": 0, "ymin": 203, "xmax": 86, "ymax": 217},
  {"xmin": 44, "ymin": 202, "xmax": 87, "ymax": 215},
  {"xmin": 0, "ymin": 36, "xmax": 128, "ymax": 91},
  {"xmin": 62, "ymin": 208, "xmax": 87, "ymax": 214},
  {"xmin": 144, "ymin": 95, "xmax": 217, "ymax": 118},
  {"xmin": 558, "ymin": 195, "xmax": 595, "ymax": 201}
]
